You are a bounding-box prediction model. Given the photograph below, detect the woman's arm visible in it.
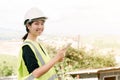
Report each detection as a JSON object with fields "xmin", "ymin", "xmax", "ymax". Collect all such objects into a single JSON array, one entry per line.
[{"xmin": 32, "ymin": 47, "xmax": 66, "ymax": 78}]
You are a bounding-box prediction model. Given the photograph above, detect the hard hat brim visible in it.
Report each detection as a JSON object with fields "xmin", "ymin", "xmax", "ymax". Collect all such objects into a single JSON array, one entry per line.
[
  {"xmin": 24, "ymin": 17, "xmax": 47, "ymax": 25},
  {"xmin": 32, "ymin": 17, "xmax": 47, "ymax": 21}
]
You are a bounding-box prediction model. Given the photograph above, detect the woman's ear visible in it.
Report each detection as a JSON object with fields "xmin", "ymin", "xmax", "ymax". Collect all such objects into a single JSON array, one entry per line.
[{"xmin": 26, "ymin": 24, "xmax": 30, "ymax": 29}]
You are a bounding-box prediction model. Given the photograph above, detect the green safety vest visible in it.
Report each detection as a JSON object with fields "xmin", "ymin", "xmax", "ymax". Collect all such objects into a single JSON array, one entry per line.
[{"xmin": 17, "ymin": 39, "xmax": 58, "ymax": 80}]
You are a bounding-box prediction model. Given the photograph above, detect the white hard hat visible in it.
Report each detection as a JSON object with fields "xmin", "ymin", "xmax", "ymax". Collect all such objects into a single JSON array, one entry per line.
[{"xmin": 24, "ymin": 7, "xmax": 47, "ymax": 21}]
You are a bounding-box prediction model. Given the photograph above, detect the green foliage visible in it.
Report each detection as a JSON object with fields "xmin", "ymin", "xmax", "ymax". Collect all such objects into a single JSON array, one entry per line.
[
  {"xmin": 0, "ymin": 54, "xmax": 17, "ymax": 77},
  {"xmin": 64, "ymin": 47, "xmax": 116, "ymax": 71},
  {"xmin": 46, "ymin": 45, "xmax": 116, "ymax": 74}
]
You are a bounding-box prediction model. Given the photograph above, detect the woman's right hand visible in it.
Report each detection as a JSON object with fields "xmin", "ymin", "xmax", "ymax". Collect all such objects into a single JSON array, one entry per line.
[
  {"xmin": 54, "ymin": 47, "xmax": 67, "ymax": 62},
  {"xmin": 54, "ymin": 43, "xmax": 71, "ymax": 63}
]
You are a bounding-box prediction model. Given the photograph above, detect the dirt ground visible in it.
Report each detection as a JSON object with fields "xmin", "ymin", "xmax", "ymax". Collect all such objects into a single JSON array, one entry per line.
[{"xmin": 0, "ymin": 40, "xmax": 22, "ymax": 56}]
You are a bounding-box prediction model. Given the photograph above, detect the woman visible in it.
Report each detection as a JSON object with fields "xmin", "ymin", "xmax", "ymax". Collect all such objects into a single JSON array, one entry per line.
[{"xmin": 17, "ymin": 7, "xmax": 67, "ymax": 80}]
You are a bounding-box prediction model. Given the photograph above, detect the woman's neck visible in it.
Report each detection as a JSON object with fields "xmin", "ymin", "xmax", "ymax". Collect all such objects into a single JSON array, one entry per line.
[{"xmin": 27, "ymin": 33, "xmax": 37, "ymax": 41}]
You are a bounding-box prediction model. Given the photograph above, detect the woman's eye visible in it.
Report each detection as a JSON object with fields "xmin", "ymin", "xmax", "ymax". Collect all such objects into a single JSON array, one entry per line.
[
  {"xmin": 41, "ymin": 23, "xmax": 44, "ymax": 25},
  {"xmin": 34, "ymin": 22, "xmax": 44, "ymax": 25},
  {"xmin": 34, "ymin": 22, "xmax": 39, "ymax": 25}
]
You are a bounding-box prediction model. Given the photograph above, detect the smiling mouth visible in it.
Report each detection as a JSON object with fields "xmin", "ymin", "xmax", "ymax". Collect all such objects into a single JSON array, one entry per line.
[
  {"xmin": 36, "ymin": 29, "xmax": 42, "ymax": 33},
  {"xmin": 36, "ymin": 29, "xmax": 40, "ymax": 31}
]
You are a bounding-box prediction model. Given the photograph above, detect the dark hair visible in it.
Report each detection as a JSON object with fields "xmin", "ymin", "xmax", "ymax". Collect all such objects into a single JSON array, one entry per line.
[{"xmin": 22, "ymin": 19, "xmax": 34, "ymax": 41}]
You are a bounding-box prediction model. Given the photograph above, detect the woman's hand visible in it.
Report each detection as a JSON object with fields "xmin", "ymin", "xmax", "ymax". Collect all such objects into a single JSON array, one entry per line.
[
  {"xmin": 55, "ymin": 43, "xmax": 71, "ymax": 62},
  {"xmin": 55, "ymin": 47, "xmax": 67, "ymax": 62}
]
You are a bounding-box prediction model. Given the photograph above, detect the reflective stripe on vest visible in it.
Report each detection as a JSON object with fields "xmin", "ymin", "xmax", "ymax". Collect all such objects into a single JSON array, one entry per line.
[
  {"xmin": 48, "ymin": 74, "xmax": 58, "ymax": 80},
  {"xmin": 25, "ymin": 74, "xmax": 34, "ymax": 80},
  {"xmin": 24, "ymin": 41, "xmax": 58, "ymax": 80},
  {"xmin": 24, "ymin": 41, "xmax": 45, "ymax": 65}
]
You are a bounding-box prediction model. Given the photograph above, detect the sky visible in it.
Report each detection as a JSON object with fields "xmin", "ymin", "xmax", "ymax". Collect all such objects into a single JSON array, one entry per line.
[{"xmin": 0, "ymin": 0, "xmax": 120, "ymax": 36}]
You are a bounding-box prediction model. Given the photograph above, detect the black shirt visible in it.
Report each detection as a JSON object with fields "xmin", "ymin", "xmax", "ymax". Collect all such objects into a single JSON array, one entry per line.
[{"xmin": 22, "ymin": 45, "xmax": 39, "ymax": 73}]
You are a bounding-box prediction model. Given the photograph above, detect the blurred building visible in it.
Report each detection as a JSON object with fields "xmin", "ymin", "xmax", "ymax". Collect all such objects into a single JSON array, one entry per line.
[{"xmin": 66, "ymin": 66, "xmax": 120, "ymax": 80}]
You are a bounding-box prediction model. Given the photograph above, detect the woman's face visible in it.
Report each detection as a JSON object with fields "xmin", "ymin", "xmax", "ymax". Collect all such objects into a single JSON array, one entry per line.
[{"xmin": 28, "ymin": 20, "xmax": 45, "ymax": 37}]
